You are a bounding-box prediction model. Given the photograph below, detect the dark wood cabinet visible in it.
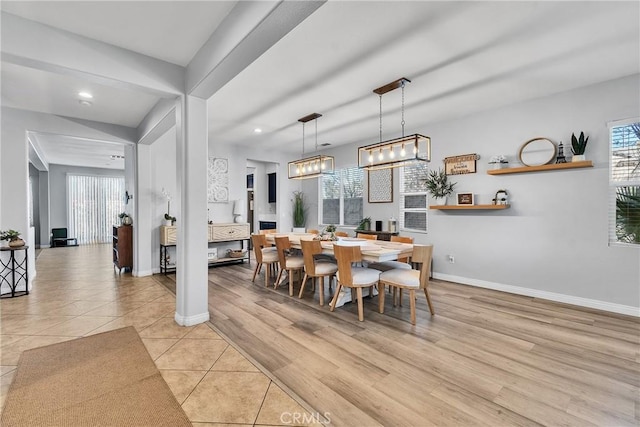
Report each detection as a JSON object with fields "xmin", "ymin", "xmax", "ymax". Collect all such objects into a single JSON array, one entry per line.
[{"xmin": 113, "ymin": 225, "xmax": 132, "ymax": 274}]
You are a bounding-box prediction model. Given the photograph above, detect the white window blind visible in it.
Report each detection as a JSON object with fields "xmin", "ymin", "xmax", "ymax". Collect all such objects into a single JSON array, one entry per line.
[
  {"xmin": 609, "ymin": 120, "xmax": 640, "ymax": 245},
  {"xmin": 400, "ymin": 163, "xmax": 428, "ymax": 232},
  {"xmin": 320, "ymin": 166, "xmax": 363, "ymax": 226},
  {"xmin": 67, "ymin": 174, "xmax": 125, "ymax": 244}
]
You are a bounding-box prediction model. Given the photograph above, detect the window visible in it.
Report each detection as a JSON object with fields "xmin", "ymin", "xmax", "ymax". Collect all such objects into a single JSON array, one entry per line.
[
  {"xmin": 67, "ymin": 174, "xmax": 125, "ymax": 244},
  {"xmin": 610, "ymin": 120, "xmax": 640, "ymax": 245},
  {"xmin": 399, "ymin": 163, "xmax": 428, "ymax": 232},
  {"xmin": 320, "ymin": 166, "xmax": 363, "ymax": 226}
]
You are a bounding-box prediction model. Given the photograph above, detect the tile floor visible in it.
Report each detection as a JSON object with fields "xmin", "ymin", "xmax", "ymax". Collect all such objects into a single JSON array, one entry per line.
[{"xmin": 0, "ymin": 244, "xmax": 321, "ymax": 426}]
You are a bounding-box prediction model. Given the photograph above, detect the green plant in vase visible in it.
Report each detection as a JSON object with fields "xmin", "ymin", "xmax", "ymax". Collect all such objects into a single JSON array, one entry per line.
[
  {"xmin": 423, "ymin": 168, "xmax": 456, "ymax": 205},
  {"xmin": 292, "ymin": 191, "xmax": 307, "ymax": 230},
  {"xmin": 571, "ymin": 131, "xmax": 589, "ymax": 162}
]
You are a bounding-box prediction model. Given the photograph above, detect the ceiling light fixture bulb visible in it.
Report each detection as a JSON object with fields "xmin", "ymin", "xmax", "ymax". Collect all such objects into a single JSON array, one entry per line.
[
  {"xmin": 321, "ymin": 162, "xmax": 326, "ymax": 170},
  {"xmin": 378, "ymin": 148, "xmax": 384, "ymax": 161},
  {"xmin": 368, "ymin": 151, "xmax": 373, "ymax": 163},
  {"xmin": 389, "ymin": 147, "xmax": 395, "ymax": 159},
  {"xmin": 314, "ymin": 162, "xmax": 319, "ymax": 171},
  {"xmin": 400, "ymin": 143, "xmax": 406, "ymax": 157}
]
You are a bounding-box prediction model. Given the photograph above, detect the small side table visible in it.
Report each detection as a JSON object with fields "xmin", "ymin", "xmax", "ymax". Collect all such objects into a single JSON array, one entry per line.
[{"xmin": 0, "ymin": 246, "xmax": 29, "ymax": 298}]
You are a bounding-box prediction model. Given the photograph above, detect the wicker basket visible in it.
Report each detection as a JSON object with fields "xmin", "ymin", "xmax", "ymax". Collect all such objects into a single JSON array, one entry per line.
[{"xmin": 227, "ymin": 249, "xmax": 246, "ymax": 258}]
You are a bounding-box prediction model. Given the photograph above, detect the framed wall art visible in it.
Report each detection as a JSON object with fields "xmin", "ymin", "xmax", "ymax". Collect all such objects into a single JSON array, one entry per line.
[
  {"xmin": 456, "ymin": 192, "xmax": 474, "ymax": 205},
  {"xmin": 444, "ymin": 153, "xmax": 479, "ymax": 175},
  {"xmin": 207, "ymin": 157, "xmax": 229, "ymax": 203},
  {"xmin": 368, "ymin": 168, "xmax": 393, "ymax": 203}
]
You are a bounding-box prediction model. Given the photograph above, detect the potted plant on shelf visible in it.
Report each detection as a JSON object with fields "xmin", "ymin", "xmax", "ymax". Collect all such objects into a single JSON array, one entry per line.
[
  {"xmin": 423, "ymin": 168, "xmax": 456, "ymax": 205},
  {"xmin": 488, "ymin": 154, "xmax": 509, "ymax": 170},
  {"xmin": 292, "ymin": 191, "xmax": 307, "ymax": 233},
  {"xmin": 164, "ymin": 213, "xmax": 176, "ymax": 226},
  {"xmin": 0, "ymin": 229, "xmax": 24, "ymax": 247},
  {"xmin": 571, "ymin": 131, "xmax": 589, "ymax": 162}
]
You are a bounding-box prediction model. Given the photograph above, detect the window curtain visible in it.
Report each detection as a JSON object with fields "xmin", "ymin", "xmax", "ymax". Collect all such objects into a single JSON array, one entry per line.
[{"xmin": 67, "ymin": 174, "xmax": 125, "ymax": 244}]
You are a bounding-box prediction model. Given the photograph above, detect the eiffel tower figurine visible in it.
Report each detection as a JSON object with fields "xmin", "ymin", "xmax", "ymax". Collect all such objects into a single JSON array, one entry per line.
[{"xmin": 556, "ymin": 141, "xmax": 567, "ymax": 164}]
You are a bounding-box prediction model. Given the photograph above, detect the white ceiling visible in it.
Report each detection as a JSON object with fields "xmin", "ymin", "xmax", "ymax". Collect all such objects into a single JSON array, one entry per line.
[
  {"xmin": 0, "ymin": 1, "xmax": 237, "ymax": 66},
  {"xmin": 29, "ymin": 132, "xmax": 126, "ymax": 170},
  {"xmin": 1, "ymin": 1, "xmax": 639, "ymax": 167},
  {"xmin": 207, "ymin": 1, "xmax": 640, "ymax": 153}
]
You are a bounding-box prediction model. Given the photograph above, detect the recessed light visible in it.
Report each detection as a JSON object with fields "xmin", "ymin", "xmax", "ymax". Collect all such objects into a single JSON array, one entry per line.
[
  {"xmin": 110, "ymin": 155, "xmax": 125, "ymax": 160},
  {"xmin": 78, "ymin": 92, "xmax": 93, "ymax": 99},
  {"xmin": 78, "ymin": 100, "xmax": 92, "ymax": 107},
  {"xmin": 254, "ymin": 128, "xmax": 262, "ymax": 134}
]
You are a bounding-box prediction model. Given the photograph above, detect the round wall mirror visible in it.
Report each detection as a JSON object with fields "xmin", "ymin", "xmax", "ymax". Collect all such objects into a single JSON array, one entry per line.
[{"xmin": 518, "ymin": 137, "xmax": 557, "ymax": 166}]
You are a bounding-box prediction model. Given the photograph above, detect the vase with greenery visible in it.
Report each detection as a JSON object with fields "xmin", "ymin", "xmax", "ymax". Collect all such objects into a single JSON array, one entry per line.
[
  {"xmin": 571, "ymin": 131, "xmax": 589, "ymax": 162},
  {"xmin": 292, "ymin": 191, "xmax": 307, "ymax": 231},
  {"xmin": 423, "ymin": 168, "xmax": 456, "ymax": 205},
  {"xmin": 356, "ymin": 217, "xmax": 371, "ymax": 231},
  {"xmin": 0, "ymin": 229, "xmax": 24, "ymax": 247}
]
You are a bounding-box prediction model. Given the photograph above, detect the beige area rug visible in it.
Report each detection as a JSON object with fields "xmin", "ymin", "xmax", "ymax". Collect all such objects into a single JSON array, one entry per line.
[{"xmin": 1, "ymin": 326, "xmax": 191, "ymax": 426}]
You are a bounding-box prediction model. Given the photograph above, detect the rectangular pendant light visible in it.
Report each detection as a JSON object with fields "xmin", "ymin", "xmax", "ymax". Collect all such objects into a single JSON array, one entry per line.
[
  {"xmin": 358, "ymin": 134, "xmax": 431, "ymax": 170},
  {"xmin": 288, "ymin": 113, "xmax": 335, "ymax": 180},
  {"xmin": 359, "ymin": 78, "xmax": 431, "ymax": 170}
]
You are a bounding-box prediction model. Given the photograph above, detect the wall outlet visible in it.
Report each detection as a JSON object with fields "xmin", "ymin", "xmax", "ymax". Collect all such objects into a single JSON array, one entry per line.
[{"xmin": 447, "ymin": 255, "xmax": 455, "ymax": 264}]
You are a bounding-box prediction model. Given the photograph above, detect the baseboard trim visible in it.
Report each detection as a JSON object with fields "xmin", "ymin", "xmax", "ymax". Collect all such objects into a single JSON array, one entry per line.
[
  {"xmin": 175, "ymin": 311, "xmax": 210, "ymax": 326},
  {"xmin": 133, "ymin": 269, "xmax": 153, "ymax": 277},
  {"xmin": 433, "ymin": 273, "xmax": 640, "ymax": 317}
]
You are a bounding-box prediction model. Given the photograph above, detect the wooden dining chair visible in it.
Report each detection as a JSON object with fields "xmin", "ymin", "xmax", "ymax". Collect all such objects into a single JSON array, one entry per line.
[
  {"xmin": 369, "ymin": 235, "xmax": 414, "ymax": 272},
  {"xmin": 356, "ymin": 233, "xmax": 377, "ymax": 240},
  {"xmin": 378, "ymin": 244, "xmax": 434, "ymax": 324},
  {"xmin": 299, "ymin": 239, "xmax": 337, "ymax": 306},
  {"xmin": 307, "ymin": 229, "xmax": 320, "ymax": 235},
  {"xmin": 334, "ymin": 231, "xmax": 349, "ymax": 238},
  {"xmin": 330, "ymin": 245, "xmax": 381, "ymax": 321},
  {"xmin": 250, "ymin": 234, "xmax": 279, "ymax": 288},
  {"xmin": 274, "ymin": 236, "xmax": 305, "ymax": 296},
  {"xmin": 259, "ymin": 229, "xmax": 278, "ymax": 235}
]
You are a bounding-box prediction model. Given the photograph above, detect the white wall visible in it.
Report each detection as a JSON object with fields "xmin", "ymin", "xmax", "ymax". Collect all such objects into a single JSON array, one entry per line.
[
  {"xmin": 149, "ymin": 127, "xmax": 178, "ymax": 273},
  {"xmin": 303, "ymin": 74, "xmax": 640, "ymax": 313}
]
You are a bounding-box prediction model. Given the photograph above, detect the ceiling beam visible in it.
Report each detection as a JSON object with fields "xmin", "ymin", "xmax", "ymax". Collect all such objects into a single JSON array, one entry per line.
[
  {"xmin": 186, "ymin": 1, "xmax": 325, "ymax": 99},
  {"xmin": 1, "ymin": 12, "xmax": 184, "ymax": 97}
]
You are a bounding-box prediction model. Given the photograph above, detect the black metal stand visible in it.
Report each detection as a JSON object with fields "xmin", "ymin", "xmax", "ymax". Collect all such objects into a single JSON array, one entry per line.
[{"xmin": 0, "ymin": 246, "xmax": 29, "ymax": 298}]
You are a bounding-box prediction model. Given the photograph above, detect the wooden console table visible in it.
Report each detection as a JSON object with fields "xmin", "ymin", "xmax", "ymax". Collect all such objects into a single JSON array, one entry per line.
[
  {"xmin": 159, "ymin": 223, "xmax": 251, "ymax": 272},
  {"xmin": 0, "ymin": 246, "xmax": 29, "ymax": 298}
]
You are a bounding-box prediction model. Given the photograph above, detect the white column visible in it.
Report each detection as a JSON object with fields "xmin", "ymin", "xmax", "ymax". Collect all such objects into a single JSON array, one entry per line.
[
  {"xmin": 134, "ymin": 144, "xmax": 153, "ymax": 276},
  {"xmin": 175, "ymin": 95, "xmax": 209, "ymax": 326}
]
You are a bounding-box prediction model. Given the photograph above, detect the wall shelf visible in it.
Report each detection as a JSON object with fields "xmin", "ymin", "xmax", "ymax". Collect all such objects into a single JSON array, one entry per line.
[
  {"xmin": 430, "ymin": 204, "xmax": 510, "ymax": 210},
  {"xmin": 487, "ymin": 161, "xmax": 593, "ymax": 175}
]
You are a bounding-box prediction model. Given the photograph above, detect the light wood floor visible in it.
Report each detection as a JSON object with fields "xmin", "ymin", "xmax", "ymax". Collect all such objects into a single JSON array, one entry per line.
[{"xmin": 160, "ymin": 260, "xmax": 640, "ymax": 426}]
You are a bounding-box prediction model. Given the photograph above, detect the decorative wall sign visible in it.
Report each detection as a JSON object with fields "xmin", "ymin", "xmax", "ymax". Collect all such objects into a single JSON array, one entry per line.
[
  {"xmin": 444, "ymin": 153, "xmax": 479, "ymax": 175},
  {"xmin": 368, "ymin": 168, "xmax": 393, "ymax": 203},
  {"xmin": 456, "ymin": 192, "xmax": 474, "ymax": 205},
  {"xmin": 207, "ymin": 157, "xmax": 229, "ymax": 203}
]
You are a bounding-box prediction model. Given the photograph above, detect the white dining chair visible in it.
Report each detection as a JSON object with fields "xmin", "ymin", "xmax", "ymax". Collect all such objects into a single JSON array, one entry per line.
[{"xmin": 378, "ymin": 244, "xmax": 434, "ymax": 325}]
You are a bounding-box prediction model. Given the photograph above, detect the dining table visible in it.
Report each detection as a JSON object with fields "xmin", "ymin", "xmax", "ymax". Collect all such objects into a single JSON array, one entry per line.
[{"xmin": 265, "ymin": 233, "xmax": 414, "ymax": 307}]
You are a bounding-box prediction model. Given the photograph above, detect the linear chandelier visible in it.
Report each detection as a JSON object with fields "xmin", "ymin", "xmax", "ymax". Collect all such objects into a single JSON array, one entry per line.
[
  {"xmin": 358, "ymin": 77, "xmax": 431, "ymax": 170},
  {"xmin": 288, "ymin": 112, "xmax": 335, "ymax": 179}
]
